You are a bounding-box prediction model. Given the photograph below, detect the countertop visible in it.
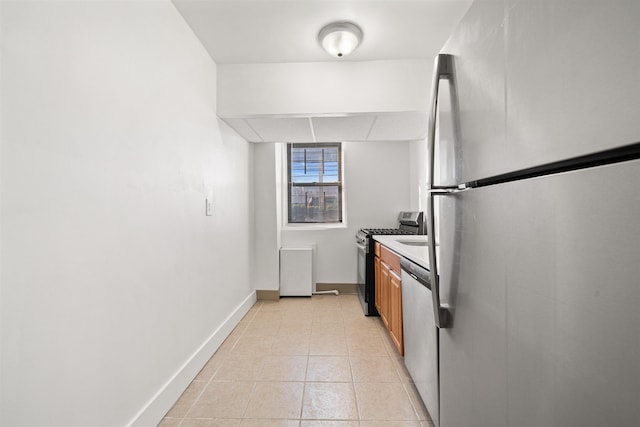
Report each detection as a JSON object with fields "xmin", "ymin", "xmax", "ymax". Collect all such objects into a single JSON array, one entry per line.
[{"xmin": 373, "ymin": 235, "xmax": 434, "ymax": 270}]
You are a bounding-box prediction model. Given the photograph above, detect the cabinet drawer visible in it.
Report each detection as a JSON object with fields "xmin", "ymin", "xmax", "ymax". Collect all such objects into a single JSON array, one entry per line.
[
  {"xmin": 374, "ymin": 241, "xmax": 381, "ymax": 257},
  {"xmin": 380, "ymin": 245, "xmax": 401, "ymax": 274}
]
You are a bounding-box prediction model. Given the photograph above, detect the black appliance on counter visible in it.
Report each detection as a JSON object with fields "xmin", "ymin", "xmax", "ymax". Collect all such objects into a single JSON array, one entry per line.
[{"xmin": 355, "ymin": 211, "xmax": 425, "ymax": 316}]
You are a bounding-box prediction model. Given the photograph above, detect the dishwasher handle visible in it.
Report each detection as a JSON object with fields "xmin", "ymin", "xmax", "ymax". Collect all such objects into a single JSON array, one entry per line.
[{"xmin": 400, "ymin": 258, "xmax": 431, "ymax": 290}]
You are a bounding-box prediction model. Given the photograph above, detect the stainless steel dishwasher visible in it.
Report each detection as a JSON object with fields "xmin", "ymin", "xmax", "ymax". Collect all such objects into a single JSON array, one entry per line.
[{"xmin": 401, "ymin": 257, "xmax": 439, "ymax": 426}]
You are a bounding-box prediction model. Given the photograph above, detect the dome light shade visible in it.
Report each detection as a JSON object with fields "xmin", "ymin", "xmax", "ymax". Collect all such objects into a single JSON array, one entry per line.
[{"xmin": 318, "ymin": 22, "xmax": 363, "ymax": 58}]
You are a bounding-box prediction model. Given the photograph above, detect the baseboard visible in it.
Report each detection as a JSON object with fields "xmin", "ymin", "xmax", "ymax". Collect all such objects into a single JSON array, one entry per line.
[
  {"xmin": 126, "ymin": 290, "xmax": 257, "ymax": 427},
  {"xmin": 316, "ymin": 283, "xmax": 358, "ymax": 294},
  {"xmin": 256, "ymin": 289, "xmax": 280, "ymax": 301}
]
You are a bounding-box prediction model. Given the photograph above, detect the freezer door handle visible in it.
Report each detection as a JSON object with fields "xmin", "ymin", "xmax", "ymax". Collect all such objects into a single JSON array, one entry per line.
[
  {"xmin": 426, "ymin": 53, "xmax": 455, "ymax": 329},
  {"xmin": 428, "ymin": 184, "xmax": 470, "ymax": 195}
]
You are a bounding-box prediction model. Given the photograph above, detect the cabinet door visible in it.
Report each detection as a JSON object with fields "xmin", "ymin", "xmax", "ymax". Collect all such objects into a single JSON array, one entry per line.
[
  {"xmin": 374, "ymin": 256, "xmax": 382, "ymax": 313},
  {"xmin": 389, "ymin": 270, "xmax": 403, "ymax": 355},
  {"xmin": 379, "ymin": 261, "xmax": 390, "ymax": 328}
]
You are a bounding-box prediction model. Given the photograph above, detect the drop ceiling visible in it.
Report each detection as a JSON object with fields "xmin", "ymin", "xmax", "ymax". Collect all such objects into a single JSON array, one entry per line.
[
  {"xmin": 222, "ymin": 112, "xmax": 429, "ymax": 143},
  {"xmin": 172, "ymin": 0, "xmax": 472, "ymax": 142}
]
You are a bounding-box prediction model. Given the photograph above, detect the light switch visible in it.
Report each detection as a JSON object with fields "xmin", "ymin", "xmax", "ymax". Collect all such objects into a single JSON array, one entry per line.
[{"xmin": 205, "ymin": 197, "xmax": 213, "ymax": 216}]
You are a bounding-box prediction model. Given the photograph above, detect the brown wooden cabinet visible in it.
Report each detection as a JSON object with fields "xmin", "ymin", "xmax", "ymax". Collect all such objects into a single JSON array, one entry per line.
[
  {"xmin": 374, "ymin": 241, "xmax": 404, "ymax": 355},
  {"xmin": 389, "ymin": 269, "xmax": 403, "ymax": 353},
  {"xmin": 379, "ymin": 261, "xmax": 390, "ymax": 328}
]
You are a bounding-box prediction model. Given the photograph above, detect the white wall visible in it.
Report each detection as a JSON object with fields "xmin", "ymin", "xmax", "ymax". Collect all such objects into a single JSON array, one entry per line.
[
  {"xmin": 252, "ymin": 143, "xmax": 281, "ymax": 290},
  {"xmin": 409, "ymin": 138, "xmax": 428, "ymax": 213},
  {"xmin": 217, "ymin": 60, "xmax": 431, "ymax": 116},
  {"xmin": 252, "ymin": 140, "xmax": 413, "ymax": 288},
  {"xmin": 0, "ymin": 2, "xmax": 254, "ymax": 426}
]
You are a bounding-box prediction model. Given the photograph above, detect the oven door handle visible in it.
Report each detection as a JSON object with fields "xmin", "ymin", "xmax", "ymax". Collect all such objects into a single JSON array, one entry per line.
[{"xmin": 355, "ymin": 241, "xmax": 368, "ymax": 253}]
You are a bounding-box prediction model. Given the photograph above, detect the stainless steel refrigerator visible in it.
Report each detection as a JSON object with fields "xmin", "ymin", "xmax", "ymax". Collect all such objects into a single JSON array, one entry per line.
[{"xmin": 425, "ymin": 1, "xmax": 640, "ymax": 427}]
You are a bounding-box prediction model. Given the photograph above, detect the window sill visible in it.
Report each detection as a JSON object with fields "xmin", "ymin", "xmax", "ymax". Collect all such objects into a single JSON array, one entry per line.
[{"xmin": 283, "ymin": 223, "xmax": 347, "ymax": 231}]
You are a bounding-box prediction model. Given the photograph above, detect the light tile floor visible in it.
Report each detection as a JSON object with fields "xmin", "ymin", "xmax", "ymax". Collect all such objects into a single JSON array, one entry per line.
[{"xmin": 159, "ymin": 294, "xmax": 435, "ymax": 427}]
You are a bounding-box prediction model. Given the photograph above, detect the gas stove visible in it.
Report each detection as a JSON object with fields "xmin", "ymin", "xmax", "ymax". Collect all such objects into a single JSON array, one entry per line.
[
  {"xmin": 355, "ymin": 227, "xmax": 415, "ymax": 247},
  {"xmin": 356, "ymin": 211, "xmax": 425, "ymax": 316}
]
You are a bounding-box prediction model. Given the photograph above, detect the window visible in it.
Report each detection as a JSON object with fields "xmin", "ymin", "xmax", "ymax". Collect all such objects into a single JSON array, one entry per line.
[{"xmin": 287, "ymin": 143, "xmax": 343, "ymax": 224}]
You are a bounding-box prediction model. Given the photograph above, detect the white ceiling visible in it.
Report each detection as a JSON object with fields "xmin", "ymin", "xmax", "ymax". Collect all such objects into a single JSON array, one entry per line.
[
  {"xmin": 172, "ymin": 0, "xmax": 472, "ymax": 142},
  {"xmin": 172, "ymin": 0, "xmax": 473, "ymax": 64}
]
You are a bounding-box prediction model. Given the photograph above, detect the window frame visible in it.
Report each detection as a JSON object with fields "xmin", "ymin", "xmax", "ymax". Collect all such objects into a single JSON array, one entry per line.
[{"xmin": 286, "ymin": 142, "xmax": 343, "ymax": 224}]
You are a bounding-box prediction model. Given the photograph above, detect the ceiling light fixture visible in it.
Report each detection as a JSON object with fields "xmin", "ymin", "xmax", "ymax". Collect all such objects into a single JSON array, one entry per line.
[{"xmin": 318, "ymin": 21, "xmax": 363, "ymax": 58}]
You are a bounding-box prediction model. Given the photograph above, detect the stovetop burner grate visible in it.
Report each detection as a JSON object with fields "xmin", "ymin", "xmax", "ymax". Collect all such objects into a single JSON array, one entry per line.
[{"xmin": 359, "ymin": 228, "xmax": 415, "ymax": 236}]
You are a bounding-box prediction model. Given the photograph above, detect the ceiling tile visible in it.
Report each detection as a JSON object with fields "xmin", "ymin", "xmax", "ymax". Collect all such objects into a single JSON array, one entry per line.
[
  {"xmin": 221, "ymin": 118, "xmax": 262, "ymax": 142},
  {"xmin": 367, "ymin": 112, "xmax": 429, "ymax": 141},
  {"xmin": 311, "ymin": 116, "xmax": 375, "ymax": 142},
  {"xmin": 247, "ymin": 117, "xmax": 314, "ymax": 142}
]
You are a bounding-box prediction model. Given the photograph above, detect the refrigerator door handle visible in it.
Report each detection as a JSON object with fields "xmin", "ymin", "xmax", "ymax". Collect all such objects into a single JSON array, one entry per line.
[
  {"xmin": 426, "ymin": 53, "xmax": 455, "ymax": 329},
  {"xmin": 428, "ymin": 184, "xmax": 470, "ymax": 195}
]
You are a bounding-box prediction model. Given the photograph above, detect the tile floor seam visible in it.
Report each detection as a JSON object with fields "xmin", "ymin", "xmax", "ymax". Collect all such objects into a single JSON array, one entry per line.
[
  {"xmin": 346, "ymin": 350, "xmax": 360, "ymax": 421},
  {"xmin": 236, "ymin": 310, "xmax": 260, "ymax": 421},
  {"xmin": 179, "ymin": 305, "xmax": 255, "ymax": 426},
  {"xmin": 350, "ymin": 375, "xmax": 362, "ymax": 421},
  {"xmin": 400, "ymin": 380, "xmax": 424, "ymax": 421},
  {"xmin": 239, "ymin": 381, "xmax": 258, "ymax": 420},
  {"xmin": 299, "ymin": 370, "xmax": 308, "ymax": 421},
  {"xmin": 176, "ymin": 356, "xmax": 223, "ymax": 426}
]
